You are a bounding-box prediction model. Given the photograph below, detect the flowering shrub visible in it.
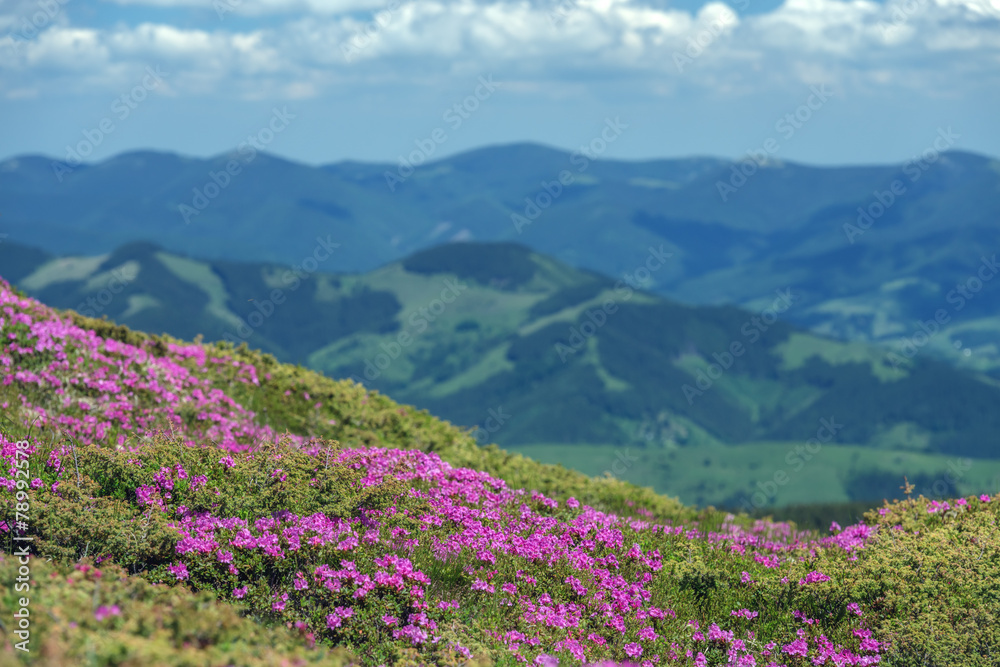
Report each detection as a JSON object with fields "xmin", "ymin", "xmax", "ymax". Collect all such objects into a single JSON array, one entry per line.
[
  {"xmin": 0, "ymin": 278, "xmax": 691, "ymax": 523},
  {"xmin": 0, "ymin": 553, "xmax": 360, "ymax": 665},
  {"xmin": 4, "ymin": 433, "xmax": 891, "ymax": 665},
  {"xmin": 2, "ymin": 278, "xmax": 1000, "ymax": 666}
]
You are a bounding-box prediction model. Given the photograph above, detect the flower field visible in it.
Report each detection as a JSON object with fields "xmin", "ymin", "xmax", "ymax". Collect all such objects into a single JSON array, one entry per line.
[{"xmin": 1, "ymin": 278, "xmax": 999, "ymax": 666}]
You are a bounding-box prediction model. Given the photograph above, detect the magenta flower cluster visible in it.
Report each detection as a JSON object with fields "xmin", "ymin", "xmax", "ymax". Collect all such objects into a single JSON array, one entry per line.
[
  {"xmin": 0, "ymin": 280, "xmax": 293, "ymax": 453},
  {"xmin": 144, "ymin": 446, "xmax": 890, "ymax": 665}
]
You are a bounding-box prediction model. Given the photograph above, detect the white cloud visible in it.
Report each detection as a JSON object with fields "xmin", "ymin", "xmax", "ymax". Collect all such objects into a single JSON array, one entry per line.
[
  {"xmin": 105, "ymin": 0, "xmax": 392, "ymax": 15},
  {"xmin": 1, "ymin": 0, "xmax": 997, "ymax": 99}
]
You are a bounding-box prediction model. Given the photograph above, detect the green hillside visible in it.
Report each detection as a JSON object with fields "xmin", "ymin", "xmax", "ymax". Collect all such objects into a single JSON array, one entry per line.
[
  {"xmin": 1, "ymin": 278, "xmax": 999, "ymax": 666},
  {"xmin": 3, "ymin": 241, "xmax": 1000, "ymax": 511}
]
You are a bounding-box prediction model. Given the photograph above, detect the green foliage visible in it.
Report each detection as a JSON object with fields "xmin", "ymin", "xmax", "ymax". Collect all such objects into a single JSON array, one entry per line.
[
  {"xmin": 213, "ymin": 260, "xmax": 402, "ymax": 363},
  {"xmin": 526, "ymin": 279, "xmax": 609, "ymax": 318},
  {"xmin": 0, "ymin": 555, "xmax": 360, "ymax": 666},
  {"xmin": 741, "ymin": 500, "xmax": 879, "ymax": 532},
  {"xmin": 847, "ymin": 497, "xmax": 1000, "ymax": 666}
]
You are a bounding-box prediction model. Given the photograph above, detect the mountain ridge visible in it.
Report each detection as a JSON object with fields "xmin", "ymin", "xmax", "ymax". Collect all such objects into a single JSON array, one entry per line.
[
  {"xmin": 4, "ymin": 238, "xmax": 1000, "ymax": 510},
  {"xmin": 3, "ymin": 143, "xmax": 998, "ymax": 374}
]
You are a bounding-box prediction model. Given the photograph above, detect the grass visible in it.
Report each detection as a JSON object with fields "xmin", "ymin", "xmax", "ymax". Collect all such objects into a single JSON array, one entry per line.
[
  {"xmin": 2, "ymin": 284, "xmax": 1000, "ymax": 665},
  {"xmin": 773, "ymin": 332, "xmax": 908, "ymax": 383},
  {"xmin": 504, "ymin": 440, "xmax": 1000, "ymax": 509}
]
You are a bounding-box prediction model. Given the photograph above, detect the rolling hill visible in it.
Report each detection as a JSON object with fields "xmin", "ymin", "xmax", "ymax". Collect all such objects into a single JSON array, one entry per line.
[
  {"xmin": 3, "ymin": 239, "xmax": 1000, "ymax": 511},
  {"xmin": 2, "ymin": 144, "xmax": 998, "ymax": 374}
]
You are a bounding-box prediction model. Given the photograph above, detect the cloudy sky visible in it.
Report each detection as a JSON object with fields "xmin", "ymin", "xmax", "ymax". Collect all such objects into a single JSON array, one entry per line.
[{"xmin": 1, "ymin": 0, "xmax": 998, "ymax": 167}]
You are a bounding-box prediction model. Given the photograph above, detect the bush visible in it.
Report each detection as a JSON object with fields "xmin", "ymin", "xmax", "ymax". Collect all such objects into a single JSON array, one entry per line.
[{"xmin": 0, "ymin": 555, "xmax": 360, "ymax": 666}]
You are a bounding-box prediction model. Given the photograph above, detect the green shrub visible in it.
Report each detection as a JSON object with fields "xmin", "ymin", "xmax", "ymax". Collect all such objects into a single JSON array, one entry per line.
[{"xmin": 0, "ymin": 555, "xmax": 360, "ymax": 666}]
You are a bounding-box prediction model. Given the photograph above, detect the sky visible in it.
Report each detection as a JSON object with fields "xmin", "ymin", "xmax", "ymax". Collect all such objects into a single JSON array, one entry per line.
[{"xmin": 1, "ymin": 0, "xmax": 998, "ymax": 168}]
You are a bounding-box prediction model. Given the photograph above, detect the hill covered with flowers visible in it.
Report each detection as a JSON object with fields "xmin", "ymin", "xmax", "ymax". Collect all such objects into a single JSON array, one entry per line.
[{"xmin": 1, "ymin": 278, "xmax": 998, "ymax": 666}]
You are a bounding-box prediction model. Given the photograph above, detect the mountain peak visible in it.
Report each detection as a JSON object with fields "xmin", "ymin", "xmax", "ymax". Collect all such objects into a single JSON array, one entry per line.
[{"xmin": 401, "ymin": 241, "xmax": 539, "ymax": 289}]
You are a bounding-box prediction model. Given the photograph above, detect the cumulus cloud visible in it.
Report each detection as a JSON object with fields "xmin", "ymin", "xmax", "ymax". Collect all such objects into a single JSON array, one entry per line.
[{"xmin": 1, "ymin": 0, "xmax": 998, "ymax": 98}]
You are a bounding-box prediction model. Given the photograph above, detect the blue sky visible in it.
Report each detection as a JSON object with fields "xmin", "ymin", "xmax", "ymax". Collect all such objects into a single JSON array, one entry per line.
[{"xmin": 1, "ymin": 0, "xmax": 998, "ymax": 167}]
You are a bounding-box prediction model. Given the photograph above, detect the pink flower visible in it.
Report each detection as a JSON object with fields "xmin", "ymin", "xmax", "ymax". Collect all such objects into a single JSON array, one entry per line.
[
  {"xmin": 624, "ymin": 642, "xmax": 643, "ymax": 658},
  {"xmin": 326, "ymin": 606, "xmax": 354, "ymax": 629},
  {"xmin": 471, "ymin": 579, "xmax": 495, "ymax": 593},
  {"xmin": 94, "ymin": 605, "xmax": 121, "ymax": 621},
  {"xmin": 782, "ymin": 638, "xmax": 808, "ymax": 657},
  {"xmin": 166, "ymin": 562, "xmax": 189, "ymax": 580},
  {"xmin": 798, "ymin": 570, "xmax": 831, "ymax": 585},
  {"xmin": 233, "ymin": 586, "xmax": 248, "ymax": 599}
]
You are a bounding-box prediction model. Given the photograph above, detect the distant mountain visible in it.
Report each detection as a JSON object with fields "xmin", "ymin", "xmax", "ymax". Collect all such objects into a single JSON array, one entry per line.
[
  {"xmin": 2, "ymin": 144, "xmax": 998, "ymax": 373},
  {"xmin": 4, "ymin": 239, "xmax": 1000, "ymax": 510}
]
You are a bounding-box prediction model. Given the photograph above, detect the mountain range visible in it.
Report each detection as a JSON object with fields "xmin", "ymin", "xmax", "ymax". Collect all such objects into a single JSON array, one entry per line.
[{"xmin": 3, "ymin": 144, "xmax": 999, "ymax": 374}]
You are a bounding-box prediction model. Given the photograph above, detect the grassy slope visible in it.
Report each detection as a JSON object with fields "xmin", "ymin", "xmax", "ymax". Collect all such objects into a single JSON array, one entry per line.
[
  {"xmin": 0, "ymin": 555, "xmax": 361, "ymax": 667},
  {"xmin": 1, "ymin": 292, "xmax": 999, "ymax": 666},
  {"xmin": 54, "ymin": 310, "xmax": 696, "ymax": 522},
  {"xmin": 6, "ymin": 243, "xmax": 1000, "ymax": 510}
]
